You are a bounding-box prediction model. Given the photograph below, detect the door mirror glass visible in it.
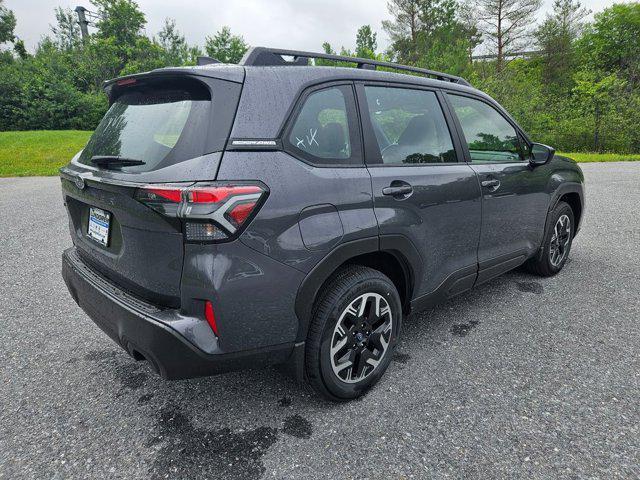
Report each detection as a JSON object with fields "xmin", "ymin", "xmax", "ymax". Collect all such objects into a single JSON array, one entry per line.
[{"xmin": 530, "ymin": 143, "xmax": 555, "ymax": 165}]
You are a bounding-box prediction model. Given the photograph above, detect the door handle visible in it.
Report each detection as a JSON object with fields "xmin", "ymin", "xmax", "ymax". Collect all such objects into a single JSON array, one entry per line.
[
  {"xmin": 382, "ymin": 185, "xmax": 413, "ymax": 197},
  {"xmin": 481, "ymin": 179, "xmax": 500, "ymax": 190}
]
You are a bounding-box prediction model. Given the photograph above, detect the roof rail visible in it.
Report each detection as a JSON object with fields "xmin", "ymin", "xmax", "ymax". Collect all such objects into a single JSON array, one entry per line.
[{"xmin": 240, "ymin": 47, "xmax": 471, "ymax": 87}]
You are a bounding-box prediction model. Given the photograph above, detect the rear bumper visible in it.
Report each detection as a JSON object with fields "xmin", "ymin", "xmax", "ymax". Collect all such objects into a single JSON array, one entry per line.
[{"xmin": 62, "ymin": 247, "xmax": 293, "ymax": 380}]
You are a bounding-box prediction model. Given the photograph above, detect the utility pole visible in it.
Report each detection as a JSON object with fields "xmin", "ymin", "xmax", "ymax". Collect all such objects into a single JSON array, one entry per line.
[{"xmin": 75, "ymin": 6, "xmax": 90, "ymax": 41}]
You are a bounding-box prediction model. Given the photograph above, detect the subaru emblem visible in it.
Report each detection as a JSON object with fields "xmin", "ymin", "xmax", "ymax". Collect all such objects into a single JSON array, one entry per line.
[{"xmin": 74, "ymin": 176, "xmax": 85, "ymax": 190}]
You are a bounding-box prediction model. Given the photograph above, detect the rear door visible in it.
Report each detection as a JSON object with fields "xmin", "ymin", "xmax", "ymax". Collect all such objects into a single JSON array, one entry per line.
[
  {"xmin": 444, "ymin": 93, "xmax": 549, "ymax": 284},
  {"xmin": 61, "ymin": 74, "xmax": 242, "ymax": 307},
  {"xmin": 356, "ymin": 83, "xmax": 482, "ymax": 303}
]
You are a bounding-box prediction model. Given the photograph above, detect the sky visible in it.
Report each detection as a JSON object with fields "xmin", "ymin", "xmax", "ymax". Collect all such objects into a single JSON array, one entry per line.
[{"xmin": 8, "ymin": 0, "xmax": 619, "ymax": 54}]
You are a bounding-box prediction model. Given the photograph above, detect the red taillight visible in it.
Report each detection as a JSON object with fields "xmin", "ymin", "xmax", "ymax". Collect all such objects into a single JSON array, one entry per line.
[
  {"xmin": 188, "ymin": 186, "xmax": 262, "ymax": 204},
  {"xmin": 135, "ymin": 182, "xmax": 267, "ymax": 242},
  {"xmin": 229, "ymin": 202, "xmax": 257, "ymax": 225},
  {"xmin": 204, "ymin": 300, "xmax": 219, "ymax": 336}
]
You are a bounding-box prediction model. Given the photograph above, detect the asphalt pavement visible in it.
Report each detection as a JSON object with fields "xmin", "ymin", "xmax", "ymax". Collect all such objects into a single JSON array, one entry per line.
[{"xmin": 1, "ymin": 162, "xmax": 638, "ymax": 479}]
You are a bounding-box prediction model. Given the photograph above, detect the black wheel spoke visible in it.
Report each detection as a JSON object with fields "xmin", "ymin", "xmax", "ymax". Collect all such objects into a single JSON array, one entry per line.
[{"xmin": 330, "ymin": 292, "xmax": 393, "ymax": 383}]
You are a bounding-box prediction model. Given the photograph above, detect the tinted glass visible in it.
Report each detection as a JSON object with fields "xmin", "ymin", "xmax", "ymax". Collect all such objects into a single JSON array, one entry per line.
[
  {"xmin": 365, "ymin": 86, "xmax": 456, "ymax": 164},
  {"xmin": 79, "ymin": 80, "xmax": 211, "ymax": 172},
  {"xmin": 288, "ymin": 87, "xmax": 352, "ymax": 161},
  {"xmin": 448, "ymin": 94, "xmax": 523, "ymax": 163}
]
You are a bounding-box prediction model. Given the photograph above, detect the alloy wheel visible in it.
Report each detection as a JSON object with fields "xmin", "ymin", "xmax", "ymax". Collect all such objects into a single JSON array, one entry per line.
[
  {"xmin": 330, "ymin": 293, "xmax": 393, "ymax": 384},
  {"xmin": 549, "ymin": 214, "xmax": 571, "ymax": 267}
]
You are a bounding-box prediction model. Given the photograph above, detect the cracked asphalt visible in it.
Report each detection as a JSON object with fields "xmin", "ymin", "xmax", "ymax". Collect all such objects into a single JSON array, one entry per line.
[{"xmin": 1, "ymin": 162, "xmax": 639, "ymax": 479}]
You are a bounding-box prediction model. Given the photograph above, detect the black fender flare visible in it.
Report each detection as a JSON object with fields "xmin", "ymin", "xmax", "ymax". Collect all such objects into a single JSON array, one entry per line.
[
  {"xmin": 293, "ymin": 235, "xmax": 422, "ymax": 342},
  {"xmin": 536, "ymin": 182, "xmax": 585, "ymax": 261}
]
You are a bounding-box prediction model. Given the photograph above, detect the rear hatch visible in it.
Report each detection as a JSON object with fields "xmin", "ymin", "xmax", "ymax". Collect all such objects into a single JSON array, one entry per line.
[{"xmin": 60, "ymin": 70, "xmax": 244, "ymax": 308}]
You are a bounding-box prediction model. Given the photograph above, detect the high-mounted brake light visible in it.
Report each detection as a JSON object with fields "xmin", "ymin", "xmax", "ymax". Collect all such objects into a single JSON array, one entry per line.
[
  {"xmin": 117, "ymin": 78, "xmax": 137, "ymax": 86},
  {"xmin": 134, "ymin": 183, "xmax": 267, "ymax": 242}
]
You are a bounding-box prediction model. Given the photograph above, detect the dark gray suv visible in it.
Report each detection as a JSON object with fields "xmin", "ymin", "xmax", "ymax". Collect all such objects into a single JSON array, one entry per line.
[{"xmin": 60, "ymin": 47, "xmax": 585, "ymax": 400}]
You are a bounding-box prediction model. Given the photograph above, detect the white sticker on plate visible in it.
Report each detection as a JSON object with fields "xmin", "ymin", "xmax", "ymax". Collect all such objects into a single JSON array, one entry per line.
[{"xmin": 87, "ymin": 207, "xmax": 111, "ymax": 246}]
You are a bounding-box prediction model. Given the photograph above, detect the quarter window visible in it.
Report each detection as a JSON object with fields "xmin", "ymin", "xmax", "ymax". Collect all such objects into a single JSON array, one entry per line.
[
  {"xmin": 364, "ymin": 86, "xmax": 457, "ymax": 164},
  {"xmin": 448, "ymin": 94, "xmax": 523, "ymax": 163},
  {"xmin": 287, "ymin": 87, "xmax": 354, "ymax": 164}
]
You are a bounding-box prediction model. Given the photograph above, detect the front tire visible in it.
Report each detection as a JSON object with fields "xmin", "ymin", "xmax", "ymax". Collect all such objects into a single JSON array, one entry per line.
[
  {"xmin": 526, "ymin": 201, "xmax": 575, "ymax": 276},
  {"xmin": 305, "ymin": 266, "xmax": 402, "ymax": 401}
]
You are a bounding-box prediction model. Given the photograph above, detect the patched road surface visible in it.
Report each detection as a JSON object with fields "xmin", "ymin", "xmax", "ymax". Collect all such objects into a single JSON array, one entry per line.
[{"xmin": 1, "ymin": 162, "xmax": 638, "ymax": 479}]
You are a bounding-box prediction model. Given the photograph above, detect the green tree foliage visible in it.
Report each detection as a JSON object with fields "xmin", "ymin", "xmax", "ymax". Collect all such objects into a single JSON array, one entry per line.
[
  {"xmin": 51, "ymin": 7, "xmax": 82, "ymax": 51},
  {"xmin": 476, "ymin": 0, "xmax": 542, "ymax": 71},
  {"xmin": 0, "ymin": 0, "xmax": 639, "ymax": 155},
  {"xmin": 0, "ymin": 0, "xmax": 15, "ymax": 44},
  {"xmin": 578, "ymin": 3, "xmax": 640, "ymax": 88},
  {"xmin": 535, "ymin": 0, "xmax": 589, "ymax": 92},
  {"xmin": 383, "ymin": 0, "xmax": 478, "ymax": 76},
  {"xmin": 158, "ymin": 18, "xmax": 201, "ymax": 66},
  {"xmin": 204, "ymin": 26, "xmax": 248, "ymax": 63},
  {"xmin": 356, "ymin": 25, "xmax": 377, "ymax": 58}
]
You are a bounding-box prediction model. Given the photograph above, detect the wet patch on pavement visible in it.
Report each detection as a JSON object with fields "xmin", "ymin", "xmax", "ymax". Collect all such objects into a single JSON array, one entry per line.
[
  {"xmin": 114, "ymin": 363, "xmax": 147, "ymax": 391},
  {"xmin": 137, "ymin": 393, "xmax": 153, "ymax": 404},
  {"xmin": 281, "ymin": 415, "xmax": 312, "ymax": 439},
  {"xmin": 393, "ymin": 352, "xmax": 411, "ymax": 364},
  {"xmin": 450, "ymin": 320, "xmax": 480, "ymax": 337},
  {"xmin": 149, "ymin": 407, "xmax": 278, "ymax": 480},
  {"xmin": 516, "ymin": 281, "xmax": 544, "ymax": 294}
]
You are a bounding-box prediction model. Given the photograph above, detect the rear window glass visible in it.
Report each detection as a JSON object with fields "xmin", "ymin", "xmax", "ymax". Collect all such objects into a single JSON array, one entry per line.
[{"xmin": 78, "ymin": 79, "xmax": 211, "ymax": 172}]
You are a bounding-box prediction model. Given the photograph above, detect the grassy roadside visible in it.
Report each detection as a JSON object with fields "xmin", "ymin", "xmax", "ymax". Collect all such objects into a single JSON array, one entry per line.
[
  {"xmin": 558, "ymin": 151, "xmax": 640, "ymax": 162},
  {"xmin": 1, "ymin": 130, "xmax": 639, "ymax": 177},
  {"xmin": 0, "ymin": 130, "xmax": 92, "ymax": 177}
]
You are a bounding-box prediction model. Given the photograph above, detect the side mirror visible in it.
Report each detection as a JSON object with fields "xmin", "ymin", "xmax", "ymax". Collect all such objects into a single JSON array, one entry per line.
[{"xmin": 530, "ymin": 143, "xmax": 555, "ymax": 166}]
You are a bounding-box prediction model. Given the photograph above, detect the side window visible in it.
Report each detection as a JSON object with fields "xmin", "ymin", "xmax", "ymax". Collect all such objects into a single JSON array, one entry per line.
[
  {"xmin": 364, "ymin": 86, "xmax": 457, "ymax": 164},
  {"xmin": 287, "ymin": 86, "xmax": 356, "ymax": 164},
  {"xmin": 448, "ymin": 94, "xmax": 523, "ymax": 163}
]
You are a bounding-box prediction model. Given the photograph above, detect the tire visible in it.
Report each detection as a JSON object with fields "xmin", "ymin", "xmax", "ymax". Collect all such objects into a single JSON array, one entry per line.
[
  {"xmin": 305, "ymin": 265, "xmax": 402, "ymax": 401},
  {"xmin": 526, "ymin": 201, "xmax": 575, "ymax": 277}
]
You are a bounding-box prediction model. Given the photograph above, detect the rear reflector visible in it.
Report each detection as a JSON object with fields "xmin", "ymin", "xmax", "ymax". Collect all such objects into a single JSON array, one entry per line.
[
  {"xmin": 134, "ymin": 182, "xmax": 267, "ymax": 242},
  {"xmin": 204, "ymin": 300, "xmax": 219, "ymax": 336}
]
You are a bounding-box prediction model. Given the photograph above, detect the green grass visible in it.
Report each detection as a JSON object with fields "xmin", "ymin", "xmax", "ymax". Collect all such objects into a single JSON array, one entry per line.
[
  {"xmin": 558, "ymin": 151, "xmax": 640, "ymax": 162},
  {"xmin": 1, "ymin": 131, "xmax": 640, "ymax": 177},
  {"xmin": 0, "ymin": 130, "xmax": 92, "ymax": 177}
]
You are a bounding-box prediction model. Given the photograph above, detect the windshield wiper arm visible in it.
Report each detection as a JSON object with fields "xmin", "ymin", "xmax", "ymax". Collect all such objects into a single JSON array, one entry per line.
[{"xmin": 91, "ymin": 155, "xmax": 146, "ymax": 168}]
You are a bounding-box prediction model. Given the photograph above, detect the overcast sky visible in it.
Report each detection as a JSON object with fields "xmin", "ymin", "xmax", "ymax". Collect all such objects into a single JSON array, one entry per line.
[{"xmin": 8, "ymin": 0, "xmax": 618, "ymax": 54}]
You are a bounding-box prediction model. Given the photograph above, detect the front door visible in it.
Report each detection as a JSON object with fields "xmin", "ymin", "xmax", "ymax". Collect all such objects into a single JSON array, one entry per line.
[
  {"xmin": 445, "ymin": 93, "xmax": 550, "ymax": 284},
  {"xmin": 356, "ymin": 83, "xmax": 482, "ymax": 303}
]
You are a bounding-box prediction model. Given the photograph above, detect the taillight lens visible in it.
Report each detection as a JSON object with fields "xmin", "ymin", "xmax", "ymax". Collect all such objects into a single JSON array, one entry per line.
[{"xmin": 135, "ymin": 182, "xmax": 267, "ymax": 242}]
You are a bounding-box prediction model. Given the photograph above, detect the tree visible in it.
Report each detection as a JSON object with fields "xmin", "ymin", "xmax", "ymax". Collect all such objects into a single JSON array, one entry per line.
[
  {"xmin": 535, "ymin": 0, "xmax": 589, "ymax": 91},
  {"xmin": 204, "ymin": 26, "xmax": 248, "ymax": 63},
  {"xmin": 51, "ymin": 7, "xmax": 82, "ymax": 51},
  {"xmin": 382, "ymin": 0, "xmax": 421, "ymax": 63},
  {"xmin": 459, "ymin": 1, "xmax": 483, "ymax": 62},
  {"xmin": 356, "ymin": 25, "xmax": 377, "ymax": 58},
  {"xmin": 91, "ymin": 0, "xmax": 146, "ymax": 47},
  {"xmin": 477, "ymin": 0, "xmax": 542, "ymax": 71},
  {"xmin": 0, "ymin": 0, "xmax": 16, "ymax": 44},
  {"xmin": 158, "ymin": 18, "xmax": 195, "ymax": 66},
  {"xmin": 383, "ymin": 0, "xmax": 478, "ymax": 75},
  {"xmin": 578, "ymin": 3, "xmax": 640, "ymax": 88}
]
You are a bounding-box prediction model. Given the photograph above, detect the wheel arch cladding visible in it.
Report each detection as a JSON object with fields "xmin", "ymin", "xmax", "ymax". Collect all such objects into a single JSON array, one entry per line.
[
  {"xmin": 294, "ymin": 236, "xmax": 420, "ymax": 342},
  {"xmin": 559, "ymin": 192, "xmax": 583, "ymax": 228}
]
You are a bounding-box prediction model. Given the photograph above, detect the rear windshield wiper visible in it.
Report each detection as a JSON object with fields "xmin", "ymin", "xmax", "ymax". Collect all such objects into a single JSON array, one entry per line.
[{"xmin": 91, "ymin": 155, "xmax": 146, "ymax": 168}]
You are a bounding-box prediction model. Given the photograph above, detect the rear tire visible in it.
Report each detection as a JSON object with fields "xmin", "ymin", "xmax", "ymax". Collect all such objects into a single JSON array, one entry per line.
[
  {"xmin": 305, "ymin": 265, "xmax": 402, "ymax": 401},
  {"xmin": 526, "ymin": 201, "xmax": 575, "ymax": 277}
]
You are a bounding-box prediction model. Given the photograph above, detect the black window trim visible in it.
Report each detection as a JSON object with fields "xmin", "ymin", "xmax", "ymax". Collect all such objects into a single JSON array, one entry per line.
[
  {"xmin": 354, "ymin": 80, "xmax": 466, "ymax": 167},
  {"xmin": 279, "ymin": 81, "xmax": 364, "ymax": 168},
  {"xmin": 441, "ymin": 90, "xmax": 533, "ymax": 165}
]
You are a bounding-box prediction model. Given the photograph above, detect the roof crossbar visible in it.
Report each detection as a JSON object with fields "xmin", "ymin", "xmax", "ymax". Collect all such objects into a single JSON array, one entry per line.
[{"xmin": 240, "ymin": 47, "xmax": 471, "ymax": 87}]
